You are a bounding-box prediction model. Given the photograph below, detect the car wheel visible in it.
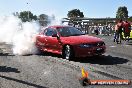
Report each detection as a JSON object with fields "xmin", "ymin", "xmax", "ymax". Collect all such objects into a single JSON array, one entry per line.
[
  {"xmin": 36, "ymin": 48, "xmax": 44, "ymax": 55},
  {"xmin": 62, "ymin": 45, "xmax": 73, "ymax": 60}
]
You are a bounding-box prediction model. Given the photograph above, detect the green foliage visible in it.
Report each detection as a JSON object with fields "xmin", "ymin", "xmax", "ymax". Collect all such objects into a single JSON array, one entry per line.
[
  {"xmin": 67, "ymin": 9, "xmax": 84, "ymax": 27},
  {"xmin": 67, "ymin": 9, "xmax": 84, "ymax": 18},
  {"xmin": 12, "ymin": 12, "xmax": 19, "ymax": 16},
  {"xmin": 116, "ymin": 6, "xmax": 128, "ymax": 20},
  {"xmin": 18, "ymin": 11, "xmax": 37, "ymax": 22},
  {"xmin": 38, "ymin": 14, "xmax": 50, "ymax": 26},
  {"xmin": 128, "ymin": 16, "xmax": 132, "ymax": 22}
]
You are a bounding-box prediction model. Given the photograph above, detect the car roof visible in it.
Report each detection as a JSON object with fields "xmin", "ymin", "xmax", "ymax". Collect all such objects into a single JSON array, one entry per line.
[{"xmin": 48, "ymin": 25, "xmax": 72, "ymax": 29}]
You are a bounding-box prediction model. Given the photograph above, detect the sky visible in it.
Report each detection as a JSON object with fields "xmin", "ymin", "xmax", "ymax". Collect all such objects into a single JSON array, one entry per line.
[{"xmin": 0, "ymin": 0, "xmax": 132, "ymax": 19}]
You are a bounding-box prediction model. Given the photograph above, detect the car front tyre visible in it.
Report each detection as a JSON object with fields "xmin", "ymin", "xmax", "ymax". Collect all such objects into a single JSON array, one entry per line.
[{"xmin": 62, "ymin": 45, "xmax": 74, "ymax": 60}]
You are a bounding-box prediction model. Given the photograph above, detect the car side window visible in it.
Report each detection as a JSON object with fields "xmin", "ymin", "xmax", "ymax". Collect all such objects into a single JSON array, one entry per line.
[{"xmin": 44, "ymin": 28, "xmax": 57, "ymax": 36}]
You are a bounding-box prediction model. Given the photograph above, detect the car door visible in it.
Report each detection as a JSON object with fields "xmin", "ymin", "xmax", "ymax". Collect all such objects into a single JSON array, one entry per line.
[
  {"xmin": 44, "ymin": 28, "xmax": 62, "ymax": 53},
  {"xmin": 36, "ymin": 30, "xmax": 47, "ymax": 49}
]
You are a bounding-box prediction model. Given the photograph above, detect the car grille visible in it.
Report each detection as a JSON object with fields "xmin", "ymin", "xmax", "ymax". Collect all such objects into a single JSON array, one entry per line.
[{"xmin": 80, "ymin": 42, "xmax": 105, "ymax": 48}]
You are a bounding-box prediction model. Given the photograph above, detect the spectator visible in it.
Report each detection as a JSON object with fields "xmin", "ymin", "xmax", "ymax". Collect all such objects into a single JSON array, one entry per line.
[
  {"xmin": 123, "ymin": 20, "xmax": 131, "ymax": 41},
  {"xmin": 116, "ymin": 19, "xmax": 123, "ymax": 44},
  {"xmin": 113, "ymin": 24, "xmax": 118, "ymax": 42},
  {"xmin": 94, "ymin": 26, "xmax": 99, "ymax": 35}
]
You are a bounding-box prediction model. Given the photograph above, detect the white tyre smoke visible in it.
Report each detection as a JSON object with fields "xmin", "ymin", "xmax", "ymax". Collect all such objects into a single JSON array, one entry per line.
[
  {"xmin": 0, "ymin": 15, "xmax": 40, "ymax": 55},
  {"xmin": 0, "ymin": 15, "xmax": 63, "ymax": 55}
]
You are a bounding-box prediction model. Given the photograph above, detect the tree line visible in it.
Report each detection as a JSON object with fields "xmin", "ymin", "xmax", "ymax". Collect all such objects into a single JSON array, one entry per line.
[
  {"xmin": 13, "ymin": 11, "xmax": 54, "ymax": 27},
  {"xmin": 14, "ymin": 6, "xmax": 132, "ymax": 26}
]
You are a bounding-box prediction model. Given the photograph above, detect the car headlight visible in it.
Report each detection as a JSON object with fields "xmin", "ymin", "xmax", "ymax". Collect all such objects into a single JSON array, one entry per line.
[{"xmin": 79, "ymin": 44, "xmax": 93, "ymax": 48}]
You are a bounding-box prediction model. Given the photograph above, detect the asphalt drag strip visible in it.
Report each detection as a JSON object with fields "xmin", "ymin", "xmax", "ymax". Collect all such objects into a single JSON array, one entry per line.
[{"xmin": 0, "ymin": 41, "xmax": 132, "ymax": 88}]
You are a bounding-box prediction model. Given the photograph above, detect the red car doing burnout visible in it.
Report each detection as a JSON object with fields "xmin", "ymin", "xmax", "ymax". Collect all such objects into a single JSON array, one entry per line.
[{"xmin": 36, "ymin": 25, "xmax": 106, "ymax": 60}]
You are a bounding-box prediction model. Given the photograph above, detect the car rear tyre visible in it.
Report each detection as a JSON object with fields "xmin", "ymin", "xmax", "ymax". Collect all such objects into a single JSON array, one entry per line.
[
  {"xmin": 36, "ymin": 48, "xmax": 44, "ymax": 55},
  {"xmin": 62, "ymin": 45, "xmax": 74, "ymax": 60}
]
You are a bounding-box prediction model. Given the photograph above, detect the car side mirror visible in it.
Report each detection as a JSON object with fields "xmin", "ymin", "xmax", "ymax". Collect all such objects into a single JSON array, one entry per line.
[
  {"xmin": 52, "ymin": 34, "xmax": 58, "ymax": 37},
  {"xmin": 52, "ymin": 34, "xmax": 60, "ymax": 40}
]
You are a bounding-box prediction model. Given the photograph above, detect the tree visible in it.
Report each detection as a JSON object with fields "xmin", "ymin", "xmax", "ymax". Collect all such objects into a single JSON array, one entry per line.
[
  {"xmin": 116, "ymin": 6, "xmax": 128, "ymax": 20},
  {"xmin": 18, "ymin": 11, "xmax": 37, "ymax": 22},
  {"xmin": 12, "ymin": 12, "xmax": 19, "ymax": 17},
  {"xmin": 128, "ymin": 16, "xmax": 132, "ymax": 22},
  {"xmin": 67, "ymin": 9, "xmax": 84, "ymax": 18},
  {"xmin": 67, "ymin": 9, "xmax": 84, "ymax": 27},
  {"xmin": 38, "ymin": 14, "xmax": 50, "ymax": 26}
]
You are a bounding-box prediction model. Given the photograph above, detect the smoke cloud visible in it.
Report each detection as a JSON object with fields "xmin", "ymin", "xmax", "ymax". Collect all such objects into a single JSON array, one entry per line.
[
  {"xmin": 0, "ymin": 15, "xmax": 63, "ymax": 55},
  {"xmin": 0, "ymin": 15, "xmax": 40, "ymax": 55}
]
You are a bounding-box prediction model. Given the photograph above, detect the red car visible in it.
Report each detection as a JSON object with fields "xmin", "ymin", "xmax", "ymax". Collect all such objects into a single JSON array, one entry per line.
[{"xmin": 36, "ymin": 25, "xmax": 106, "ymax": 60}]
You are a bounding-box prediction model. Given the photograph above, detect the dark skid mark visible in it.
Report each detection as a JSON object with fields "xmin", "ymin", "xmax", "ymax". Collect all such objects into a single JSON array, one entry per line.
[
  {"xmin": 0, "ymin": 53, "xmax": 15, "ymax": 56},
  {"xmin": 0, "ymin": 66, "xmax": 20, "ymax": 73},
  {"xmin": 0, "ymin": 75, "xmax": 48, "ymax": 88}
]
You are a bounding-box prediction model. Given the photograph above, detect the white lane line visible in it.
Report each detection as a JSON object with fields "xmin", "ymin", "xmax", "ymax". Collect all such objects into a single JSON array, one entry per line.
[{"xmin": 109, "ymin": 45, "xmax": 117, "ymax": 48}]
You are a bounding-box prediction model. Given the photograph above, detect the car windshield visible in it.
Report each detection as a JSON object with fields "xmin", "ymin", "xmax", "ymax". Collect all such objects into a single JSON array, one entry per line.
[{"xmin": 57, "ymin": 27, "xmax": 85, "ymax": 37}]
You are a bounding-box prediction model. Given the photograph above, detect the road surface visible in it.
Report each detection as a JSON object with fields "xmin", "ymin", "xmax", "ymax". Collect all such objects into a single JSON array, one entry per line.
[{"xmin": 0, "ymin": 35, "xmax": 132, "ymax": 88}]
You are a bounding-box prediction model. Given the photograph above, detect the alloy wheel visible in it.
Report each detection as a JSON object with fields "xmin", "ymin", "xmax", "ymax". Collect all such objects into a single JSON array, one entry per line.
[{"xmin": 64, "ymin": 45, "xmax": 71, "ymax": 60}]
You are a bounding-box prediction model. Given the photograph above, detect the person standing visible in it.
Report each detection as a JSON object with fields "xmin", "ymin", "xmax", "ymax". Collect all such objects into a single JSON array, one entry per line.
[
  {"xmin": 94, "ymin": 26, "xmax": 99, "ymax": 35},
  {"xmin": 113, "ymin": 24, "xmax": 118, "ymax": 42},
  {"xmin": 123, "ymin": 20, "xmax": 131, "ymax": 41},
  {"xmin": 116, "ymin": 19, "xmax": 123, "ymax": 44}
]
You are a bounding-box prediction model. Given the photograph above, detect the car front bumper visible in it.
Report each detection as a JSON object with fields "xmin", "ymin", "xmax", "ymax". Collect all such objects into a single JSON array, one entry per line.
[{"xmin": 74, "ymin": 46, "xmax": 106, "ymax": 57}]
